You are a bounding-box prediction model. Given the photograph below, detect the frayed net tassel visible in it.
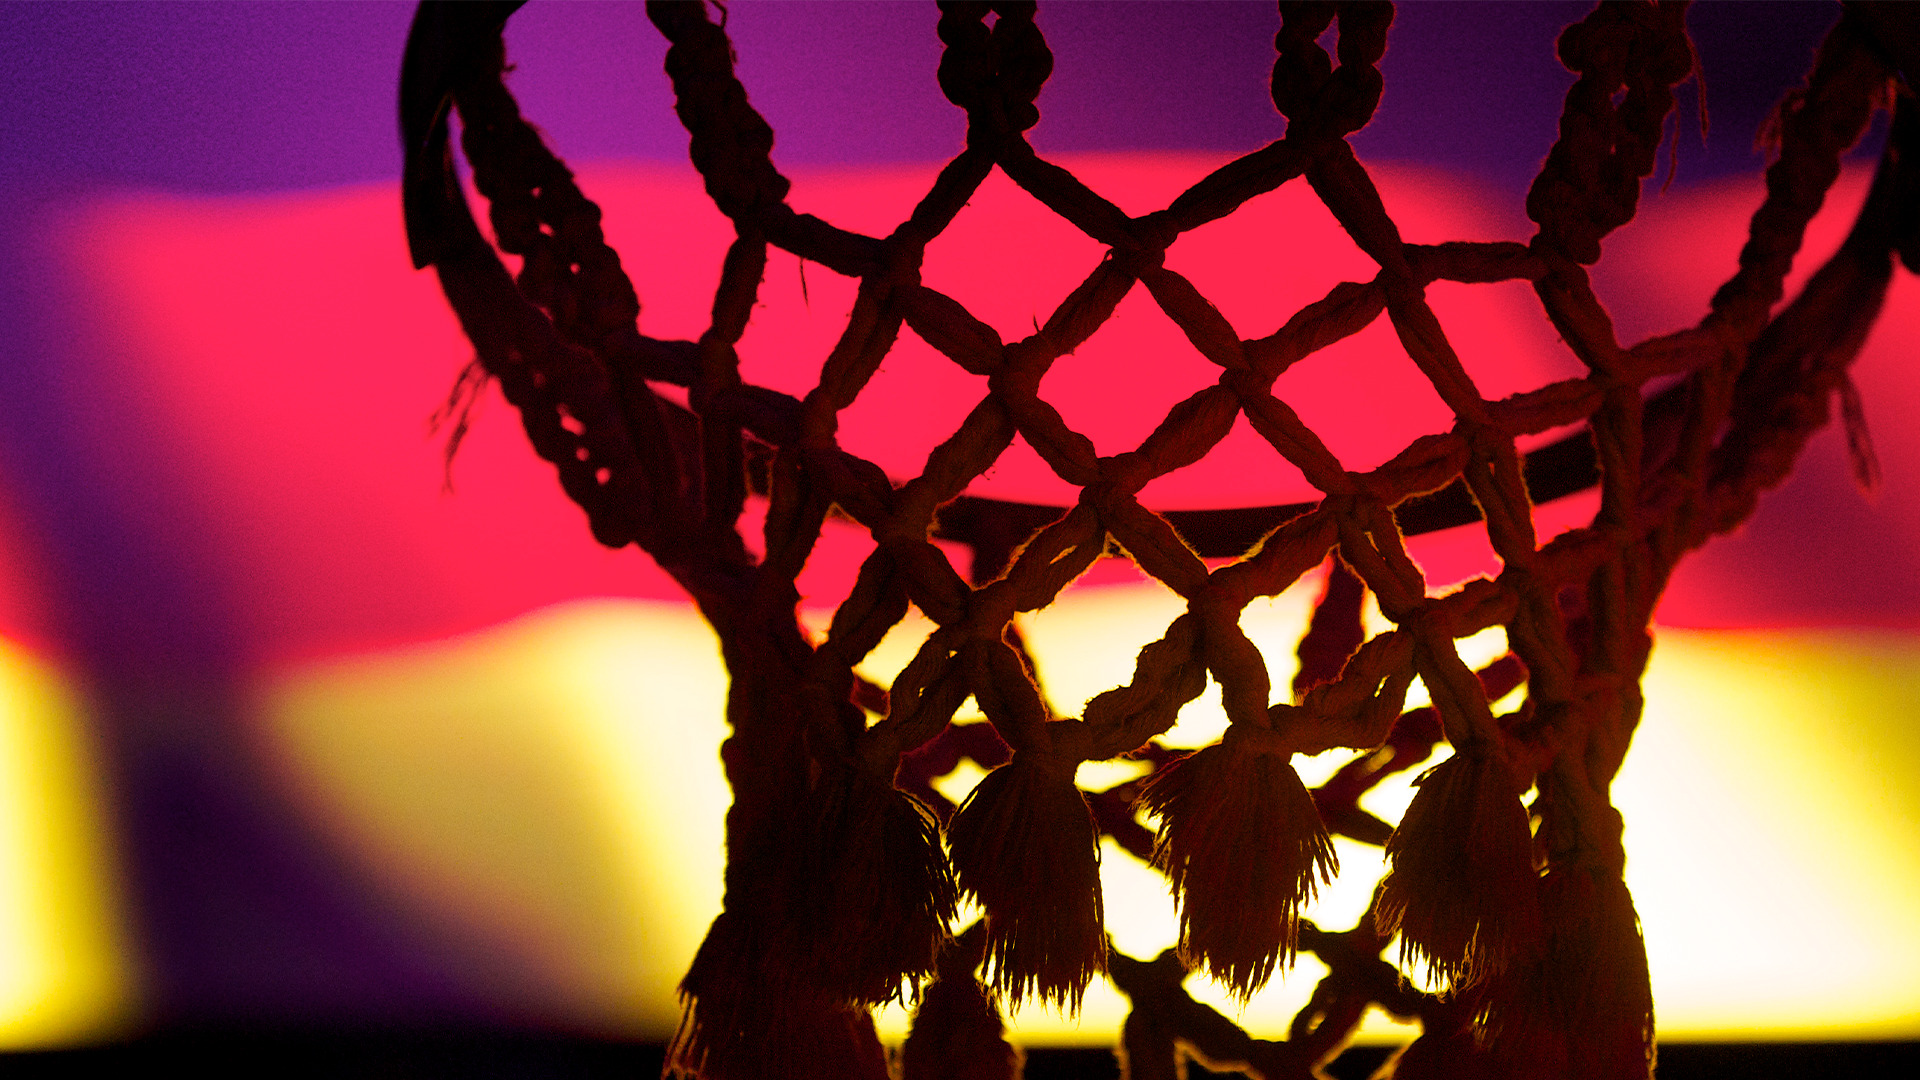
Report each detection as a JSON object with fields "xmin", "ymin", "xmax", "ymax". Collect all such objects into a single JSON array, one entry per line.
[
  {"xmin": 1137, "ymin": 737, "xmax": 1336, "ymax": 999},
  {"xmin": 1478, "ymin": 866, "xmax": 1655, "ymax": 1080},
  {"xmin": 947, "ymin": 752, "xmax": 1107, "ymax": 1011},
  {"xmin": 801, "ymin": 765, "xmax": 958, "ymax": 1007},
  {"xmin": 1374, "ymin": 749, "xmax": 1541, "ymax": 991},
  {"xmin": 671, "ymin": 909, "xmax": 780, "ymax": 1080},
  {"xmin": 670, "ymin": 910, "xmax": 888, "ymax": 1080},
  {"xmin": 900, "ymin": 922, "xmax": 1024, "ymax": 1080},
  {"xmin": 670, "ymin": 762, "xmax": 955, "ymax": 1076}
]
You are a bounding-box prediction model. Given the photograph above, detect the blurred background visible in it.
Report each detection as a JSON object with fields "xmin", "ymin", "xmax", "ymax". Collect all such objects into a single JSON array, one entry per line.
[{"xmin": 0, "ymin": 1, "xmax": 1916, "ymax": 1074}]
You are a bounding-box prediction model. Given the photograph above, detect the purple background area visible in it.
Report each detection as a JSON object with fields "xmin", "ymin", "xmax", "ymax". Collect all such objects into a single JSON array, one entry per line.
[
  {"xmin": 0, "ymin": 2, "xmax": 1847, "ymax": 194},
  {"xmin": 0, "ymin": 0, "xmax": 1895, "ymax": 1039}
]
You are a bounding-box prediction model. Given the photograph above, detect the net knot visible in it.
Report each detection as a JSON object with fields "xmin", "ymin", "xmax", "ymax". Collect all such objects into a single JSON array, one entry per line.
[
  {"xmin": 1036, "ymin": 718, "xmax": 1095, "ymax": 767},
  {"xmin": 1219, "ymin": 719, "xmax": 1293, "ymax": 758},
  {"xmin": 1086, "ymin": 462, "xmax": 1149, "ymax": 503},
  {"xmin": 986, "ymin": 363, "xmax": 1044, "ymax": 403}
]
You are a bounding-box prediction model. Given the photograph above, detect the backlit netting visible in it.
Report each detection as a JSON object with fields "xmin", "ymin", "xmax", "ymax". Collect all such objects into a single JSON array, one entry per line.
[{"xmin": 400, "ymin": 2, "xmax": 1916, "ymax": 1078}]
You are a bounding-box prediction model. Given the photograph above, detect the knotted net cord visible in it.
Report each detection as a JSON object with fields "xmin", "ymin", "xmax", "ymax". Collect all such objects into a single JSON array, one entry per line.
[{"xmin": 400, "ymin": 1, "xmax": 1915, "ymax": 1076}]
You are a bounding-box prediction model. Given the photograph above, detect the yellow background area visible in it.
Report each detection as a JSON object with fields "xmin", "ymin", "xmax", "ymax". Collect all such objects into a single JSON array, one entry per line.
[
  {"xmin": 0, "ymin": 640, "xmax": 132, "ymax": 1047},
  {"xmin": 6, "ymin": 588, "xmax": 1920, "ymax": 1046},
  {"xmin": 252, "ymin": 590, "xmax": 1920, "ymax": 1044}
]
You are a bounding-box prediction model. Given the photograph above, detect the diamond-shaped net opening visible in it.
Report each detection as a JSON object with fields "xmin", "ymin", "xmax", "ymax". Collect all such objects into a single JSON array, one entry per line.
[{"xmin": 401, "ymin": 2, "xmax": 1915, "ymax": 1077}]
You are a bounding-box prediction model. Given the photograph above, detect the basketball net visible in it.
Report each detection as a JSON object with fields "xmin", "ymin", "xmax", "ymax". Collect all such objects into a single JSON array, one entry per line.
[{"xmin": 400, "ymin": 2, "xmax": 1917, "ymax": 1077}]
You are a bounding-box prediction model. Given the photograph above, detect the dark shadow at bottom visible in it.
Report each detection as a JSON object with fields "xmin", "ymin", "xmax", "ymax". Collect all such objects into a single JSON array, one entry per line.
[{"xmin": 0, "ymin": 1033, "xmax": 1913, "ymax": 1078}]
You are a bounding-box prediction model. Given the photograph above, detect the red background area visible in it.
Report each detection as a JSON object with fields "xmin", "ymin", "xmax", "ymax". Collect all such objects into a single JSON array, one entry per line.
[{"xmin": 18, "ymin": 159, "xmax": 1914, "ymax": 672}]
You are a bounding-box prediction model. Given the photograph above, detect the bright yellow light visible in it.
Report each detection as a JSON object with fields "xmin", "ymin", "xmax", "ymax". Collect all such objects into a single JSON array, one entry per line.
[
  {"xmin": 0, "ymin": 639, "xmax": 133, "ymax": 1046},
  {"xmin": 1618, "ymin": 628, "xmax": 1920, "ymax": 1040},
  {"xmin": 257, "ymin": 601, "xmax": 731, "ymax": 1036},
  {"xmin": 254, "ymin": 594, "xmax": 1920, "ymax": 1045}
]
